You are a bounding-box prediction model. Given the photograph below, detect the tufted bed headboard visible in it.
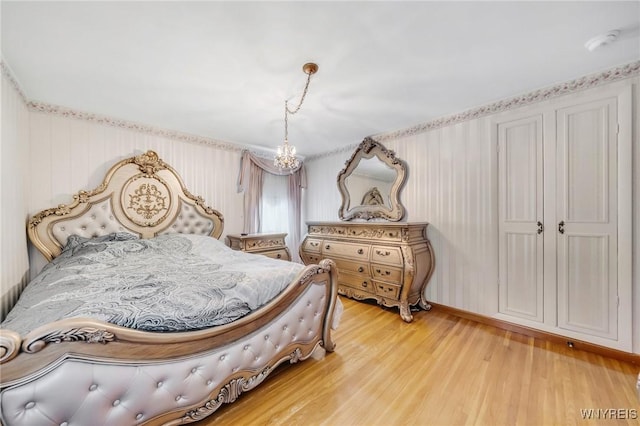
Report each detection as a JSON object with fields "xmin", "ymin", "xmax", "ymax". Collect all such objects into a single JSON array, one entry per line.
[{"xmin": 28, "ymin": 150, "xmax": 224, "ymax": 261}]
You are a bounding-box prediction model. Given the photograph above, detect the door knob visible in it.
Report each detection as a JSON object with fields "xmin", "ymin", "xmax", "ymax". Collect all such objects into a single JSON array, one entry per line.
[
  {"xmin": 558, "ymin": 221, "xmax": 565, "ymax": 234},
  {"xmin": 537, "ymin": 221, "xmax": 544, "ymax": 234}
]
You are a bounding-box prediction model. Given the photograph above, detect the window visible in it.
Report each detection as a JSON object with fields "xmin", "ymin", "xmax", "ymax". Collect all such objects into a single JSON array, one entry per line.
[{"xmin": 261, "ymin": 172, "xmax": 292, "ymax": 248}]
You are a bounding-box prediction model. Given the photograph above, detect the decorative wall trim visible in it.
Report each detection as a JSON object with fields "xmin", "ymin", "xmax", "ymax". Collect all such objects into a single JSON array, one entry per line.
[
  {"xmin": 5, "ymin": 59, "xmax": 639, "ymax": 160},
  {"xmin": 1, "ymin": 59, "xmax": 278, "ymax": 158},
  {"xmin": 27, "ymin": 100, "xmax": 250, "ymax": 153},
  {"xmin": 0, "ymin": 60, "xmax": 29, "ymax": 105},
  {"xmin": 306, "ymin": 59, "xmax": 640, "ymax": 162},
  {"xmin": 371, "ymin": 60, "xmax": 640, "ymax": 143},
  {"xmin": 305, "ymin": 143, "xmax": 359, "ymax": 162}
]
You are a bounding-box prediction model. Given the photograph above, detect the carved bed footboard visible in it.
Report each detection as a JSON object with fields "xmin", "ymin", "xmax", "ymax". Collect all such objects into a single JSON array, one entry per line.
[{"xmin": 0, "ymin": 260, "xmax": 338, "ymax": 426}]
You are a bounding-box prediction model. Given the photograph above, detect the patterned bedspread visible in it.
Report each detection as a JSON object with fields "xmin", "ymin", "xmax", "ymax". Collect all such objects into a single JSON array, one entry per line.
[{"xmin": 2, "ymin": 233, "xmax": 305, "ymax": 335}]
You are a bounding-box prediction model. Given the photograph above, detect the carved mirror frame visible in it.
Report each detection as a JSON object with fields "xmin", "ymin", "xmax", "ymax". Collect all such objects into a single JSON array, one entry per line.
[{"xmin": 337, "ymin": 137, "xmax": 407, "ymax": 221}]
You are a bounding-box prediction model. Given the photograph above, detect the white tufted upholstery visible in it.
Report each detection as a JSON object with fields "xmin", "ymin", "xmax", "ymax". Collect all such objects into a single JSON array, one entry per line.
[
  {"xmin": 1, "ymin": 285, "xmax": 329, "ymax": 426},
  {"xmin": 51, "ymin": 199, "xmax": 134, "ymax": 247},
  {"xmin": 159, "ymin": 203, "xmax": 215, "ymax": 236}
]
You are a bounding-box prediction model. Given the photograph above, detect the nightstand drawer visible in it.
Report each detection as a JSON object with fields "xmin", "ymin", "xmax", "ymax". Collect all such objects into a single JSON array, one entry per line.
[{"xmin": 262, "ymin": 248, "xmax": 291, "ymax": 261}]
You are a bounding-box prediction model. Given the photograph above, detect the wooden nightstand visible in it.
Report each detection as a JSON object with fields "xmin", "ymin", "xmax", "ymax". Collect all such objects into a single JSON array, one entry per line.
[{"xmin": 226, "ymin": 233, "xmax": 291, "ymax": 261}]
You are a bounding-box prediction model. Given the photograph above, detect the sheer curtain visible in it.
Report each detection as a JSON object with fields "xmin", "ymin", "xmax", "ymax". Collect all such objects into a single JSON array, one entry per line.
[
  {"xmin": 261, "ymin": 172, "xmax": 291, "ymax": 245},
  {"xmin": 237, "ymin": 150, "xmax": 306, "ymax": 262}
]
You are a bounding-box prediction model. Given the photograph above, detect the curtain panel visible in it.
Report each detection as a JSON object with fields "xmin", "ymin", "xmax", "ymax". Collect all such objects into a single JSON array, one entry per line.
[{"xmin": 237, "ymin": 150, "xmax": 307, "ymax": 262}]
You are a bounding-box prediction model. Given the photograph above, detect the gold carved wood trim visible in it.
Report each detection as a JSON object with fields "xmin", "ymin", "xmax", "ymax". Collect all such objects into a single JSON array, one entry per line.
[{"xmin": 122, "ymin": 175, "xmax": 171, "ymax": 226}]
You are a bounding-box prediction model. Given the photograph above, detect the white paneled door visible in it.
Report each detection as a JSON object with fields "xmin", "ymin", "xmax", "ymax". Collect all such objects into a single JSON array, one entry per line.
[
  {"xmin": 556, "ymin": 98, "xmax": 618, "ymax": 339},
  {"xmin": 497, "ymin": 84, "xmax": 631, "ymax": 351},
  {"xmin": 498, "ymin": 115, "xmax": 544, "ymax": 322}
]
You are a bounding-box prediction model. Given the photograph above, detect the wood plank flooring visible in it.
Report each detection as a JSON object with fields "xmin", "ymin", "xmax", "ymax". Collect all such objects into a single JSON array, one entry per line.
[{"xmin": 199, "ymin": 297, "xmax": 639, "ymax": 426}]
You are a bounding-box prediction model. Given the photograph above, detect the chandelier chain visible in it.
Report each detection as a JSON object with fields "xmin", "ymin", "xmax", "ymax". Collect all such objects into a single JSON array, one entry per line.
[
  {"xmin": 284, "ymin": 71, "xmax": 313, "ymax": 142},
  {"xmin": 275, "ymin": 62, "xmax": 317, "ymax": 171},
  {"xmin": 286, "ymin": 71, "xmax": 313, "ymax": 116}
]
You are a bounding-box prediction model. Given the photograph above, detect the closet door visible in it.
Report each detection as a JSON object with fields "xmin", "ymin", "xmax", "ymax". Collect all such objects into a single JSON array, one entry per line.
[
  {"xmin": 555, "ymin": 97, "xmax": 618, "ymax": 340},
  {"xmin": 498, "ymin": 115, "xmax": 544, "ymax": 322}
]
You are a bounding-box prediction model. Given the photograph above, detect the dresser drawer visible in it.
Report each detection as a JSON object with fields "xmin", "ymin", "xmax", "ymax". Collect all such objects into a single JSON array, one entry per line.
[
  {"xmin": 322, "ymin": 241, "xmax": 370, "ymax": 260},
  {"xmin": 333, "ymin": 258, "xmax": 370, "ymax": 276},
  {"xmin": 374, "ymin": 281, "xmax": 401, "ymax": 299},
  {"xmin": 301, "ymin": 252, "xmax": 322, "ymax": 264},
  {"xmin": 303, "ymin": 238, "xmax": 323, "ymax": 253},
  {"xmin": 371, "ymin": 264, "xmax": 403, "ymax": 282},
  {"xmin": 338, "ymin": 272, "xmax": 374, "ymax": 293},
  {"xmin": 371, "ymin": 246, "xmax": 403, "ymax": 265}
]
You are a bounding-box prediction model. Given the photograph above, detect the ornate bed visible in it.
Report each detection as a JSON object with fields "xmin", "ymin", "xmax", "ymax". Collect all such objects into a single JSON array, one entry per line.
[{"xmin": 0, "ymin": 151, "xmax": 339, "ymax": 425}]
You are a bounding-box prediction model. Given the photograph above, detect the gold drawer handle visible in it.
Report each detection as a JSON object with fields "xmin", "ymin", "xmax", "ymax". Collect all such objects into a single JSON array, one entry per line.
[
  {"xmin": 362, "ymin": 281, "xmax": 368, "ymax": 288},
  {"xmin": 325, "ymin": 244, "xmax": 331, "ymax": 250},
  {"xmin": 310, "ymin": 242, "xmax": 319, "ymax": 247},
  {"xmin": 375, "ymin": 269, "xmax": 391, "ymax": 275},
  {"xmin": 358, "ymin": 267, "xmax": 364, "ymax": 273},
  {"xmin": 376, "ymin": 250, "xmax": 391, "ymax": 256},
  {"xmin": 276, "ymin": 254, "xmax": 282, "ymax": 259},
  {"xmin": 357, "ymin": 248, "xmax": 364, "ymax": 255}
]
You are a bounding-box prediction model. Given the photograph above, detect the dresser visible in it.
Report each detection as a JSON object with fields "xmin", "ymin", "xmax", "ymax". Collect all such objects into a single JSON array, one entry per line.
[
  {"xmin": 299, "ymin": 221, "xmax": 434, "ymax": 322},
  {"xmin": 226, "ymin": 233, "xmax": 291, "ymax": 261}
]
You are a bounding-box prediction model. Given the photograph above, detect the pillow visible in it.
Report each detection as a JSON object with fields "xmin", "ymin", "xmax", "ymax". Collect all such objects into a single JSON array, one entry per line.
[{"xmin": 60, "ymin": 232, "xmax": 139, "ymax": 258}]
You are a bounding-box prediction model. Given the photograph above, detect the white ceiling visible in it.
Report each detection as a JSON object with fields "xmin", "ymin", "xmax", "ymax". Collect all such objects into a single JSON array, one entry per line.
[{"xmin": 2, "ymin": 1, "xmax": 639, "ymax": 157}]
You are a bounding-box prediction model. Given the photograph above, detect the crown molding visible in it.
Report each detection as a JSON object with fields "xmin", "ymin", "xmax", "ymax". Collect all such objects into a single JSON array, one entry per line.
[
  {"xmin": 5, "ymin": 59, "xmax": 639, "ymax": 160},
  {"xmin": 371, "ymin": 60, "xmax": 640, "ymax": 143},
  {"xmin": 26, "ymin": 101, "xmax": 250, "ymax": 153},
  {"xmin": 0, "ymin": 60, "xmax": 29, "ymax": 105},
  {"xmin": 1, "ymin": 60, "xmax": 275, "ymax": 156},
  {"xmin": 304, "ymin": 143, "xmax": 360, "ymax": 162}
]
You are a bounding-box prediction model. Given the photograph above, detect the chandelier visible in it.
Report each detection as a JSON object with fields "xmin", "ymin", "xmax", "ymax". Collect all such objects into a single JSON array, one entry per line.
[{"xmin": 274, "ymin": 62, "xmax": 318, "ymax": 171}]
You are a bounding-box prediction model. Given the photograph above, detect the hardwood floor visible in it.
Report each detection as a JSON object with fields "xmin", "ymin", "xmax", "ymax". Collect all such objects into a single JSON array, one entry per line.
[{"xmin": 199, "ymin": 297, "xmax": 639, "ymax": 425}]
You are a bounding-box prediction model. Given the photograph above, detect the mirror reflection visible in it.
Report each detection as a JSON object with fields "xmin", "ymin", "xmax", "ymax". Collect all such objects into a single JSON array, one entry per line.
[
  {"xmin": 345, "ymin": 157, "xmax": 397, "ymax": 210},
  {"xmin": 337, "ymin": 137, "xmax": 407, "ymax": 221}
]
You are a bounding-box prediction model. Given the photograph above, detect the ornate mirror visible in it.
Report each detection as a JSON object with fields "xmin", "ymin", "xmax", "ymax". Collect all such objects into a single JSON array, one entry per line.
[{"xmin": 337, "ymin": 137, "xmax": 407, "ymax": 221}]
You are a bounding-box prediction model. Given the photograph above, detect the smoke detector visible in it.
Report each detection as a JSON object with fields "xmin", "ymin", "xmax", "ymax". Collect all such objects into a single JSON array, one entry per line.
[{"xmin": 584, "ymin": 30, "xmax": 620, "ymax": 51}]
